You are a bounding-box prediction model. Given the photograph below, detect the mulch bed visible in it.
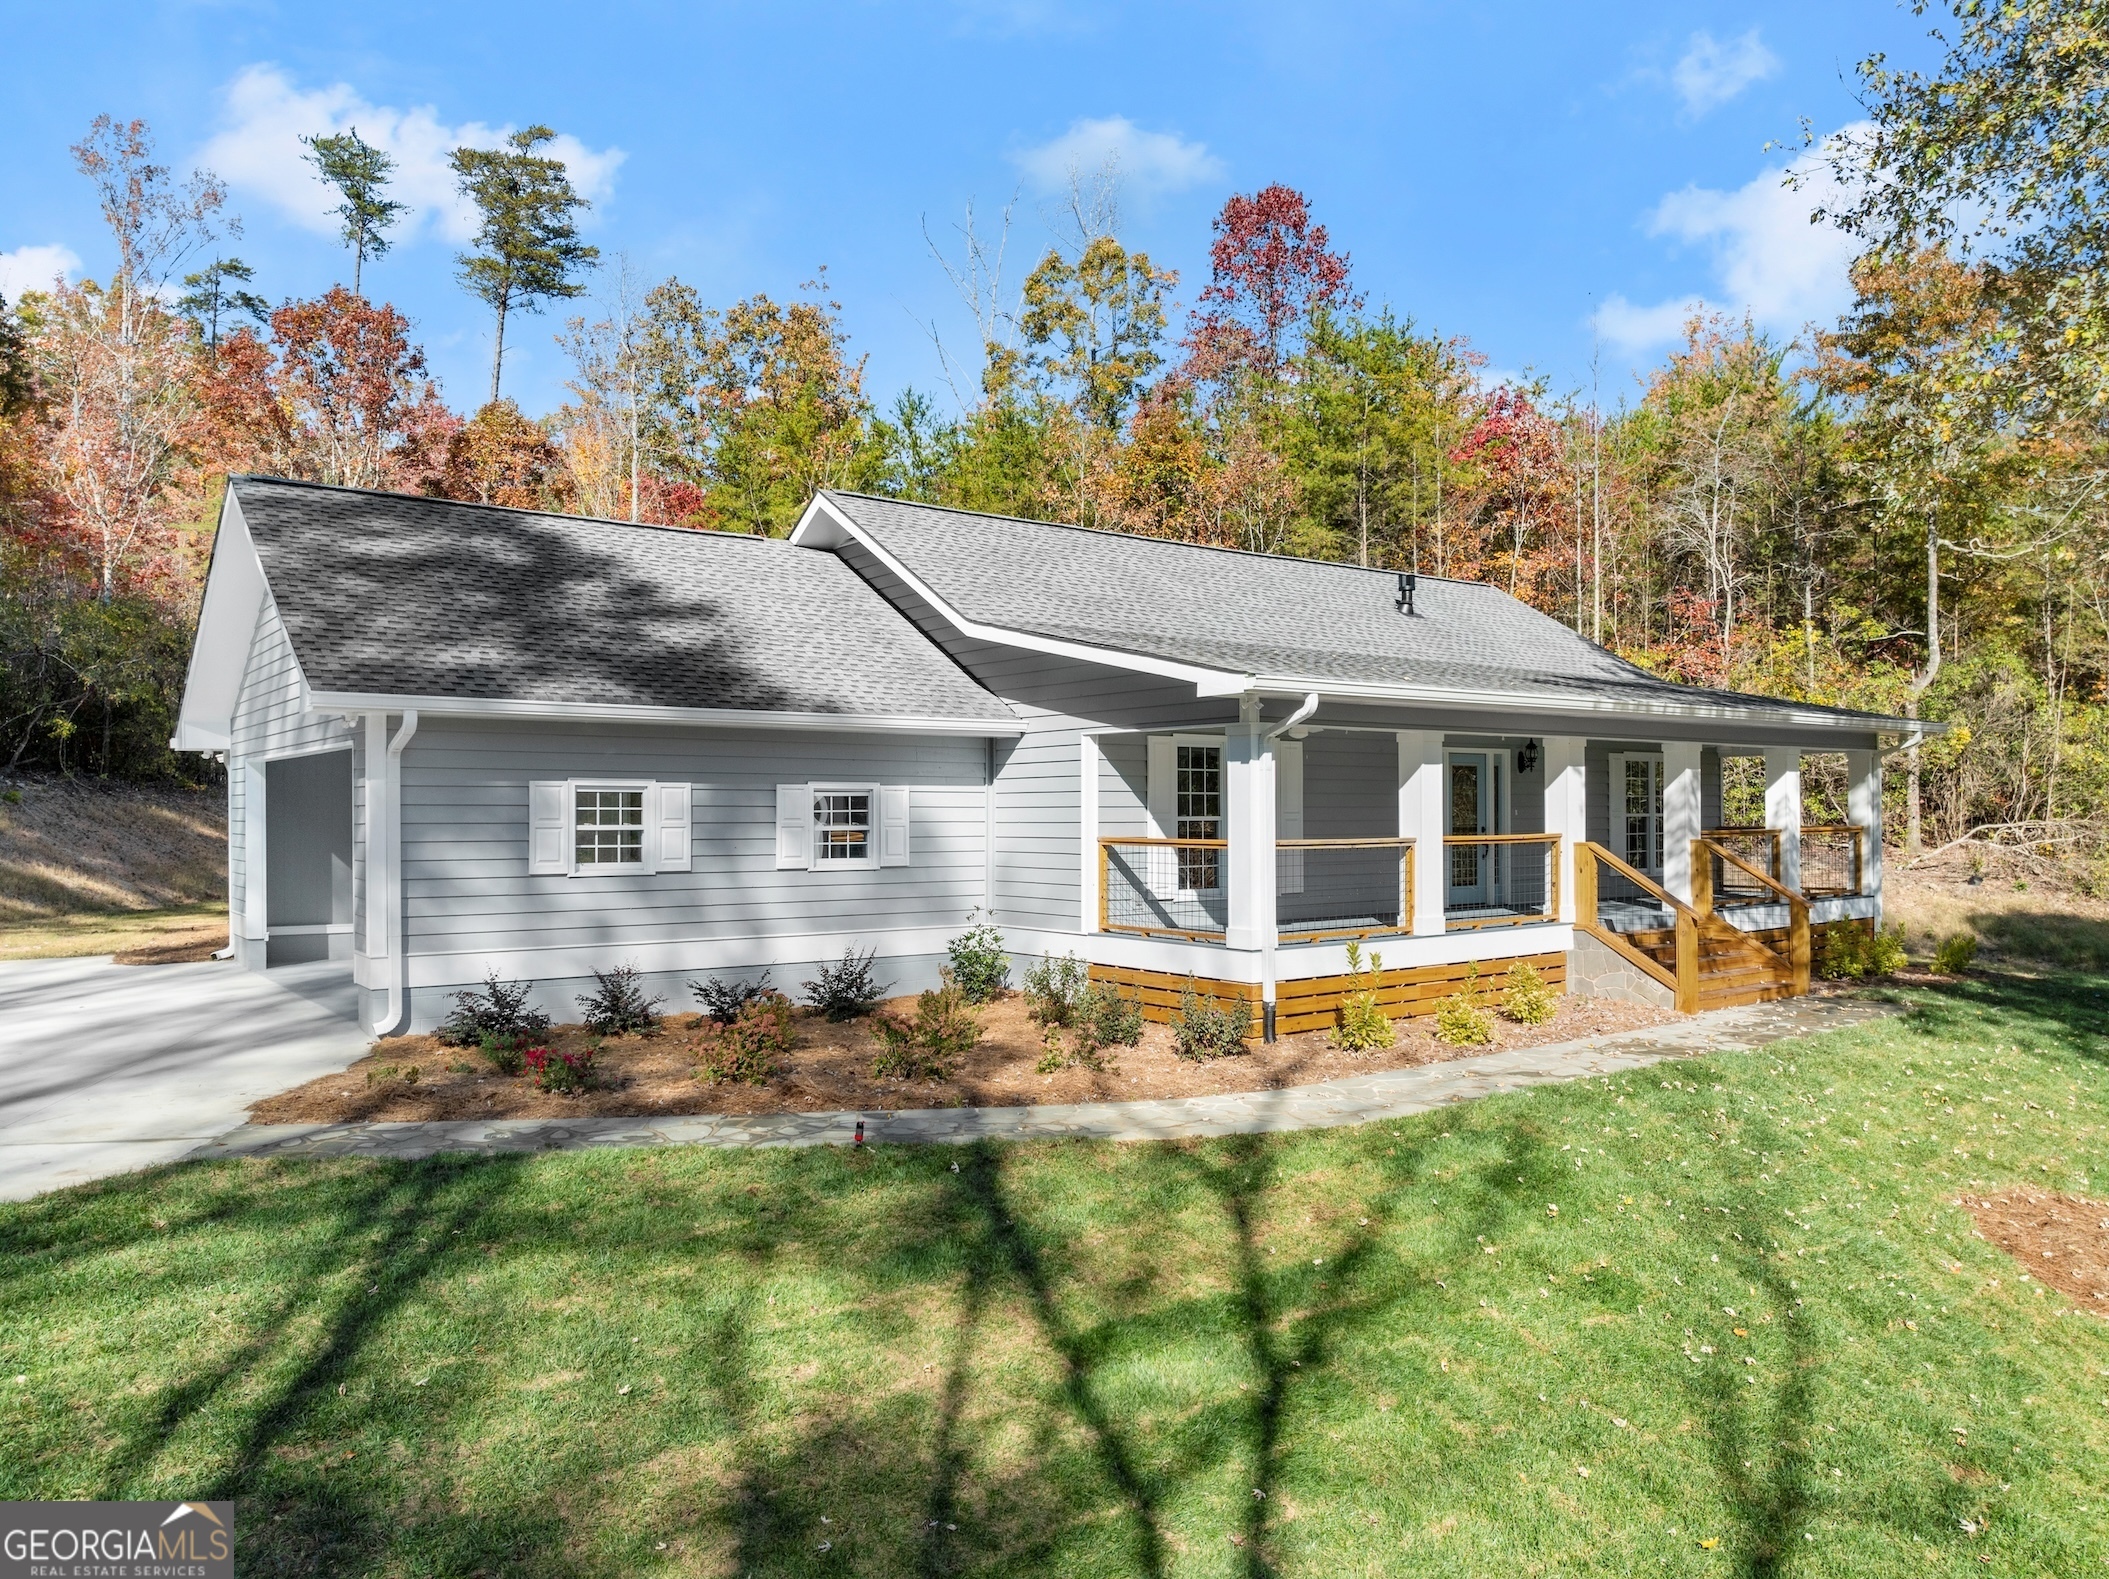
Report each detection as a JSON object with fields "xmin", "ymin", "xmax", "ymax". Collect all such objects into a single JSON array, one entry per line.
[
  {"xmin": 1960, "ymin": 1187, "xmax": 2109, "ymax": 1316},
  {"xmin": 247, "ymin": 989, "xmax": 1681, "ymax": 1126}
]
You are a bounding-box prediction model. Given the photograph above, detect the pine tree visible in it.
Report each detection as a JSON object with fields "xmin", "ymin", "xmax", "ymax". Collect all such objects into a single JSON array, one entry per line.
[{"xmin": 302, "ymin": 128, "xmax": 406, "ymax": 297}]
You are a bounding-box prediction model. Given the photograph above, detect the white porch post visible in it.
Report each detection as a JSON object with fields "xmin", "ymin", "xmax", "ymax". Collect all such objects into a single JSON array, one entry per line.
[
  {"xmin": 1225, "ymin": 711, "xmax": 1276, "ymax": 953},
  {"xmin": 1541, "ymin": 736, "xmax": 1587, "ymax": 923},
  {"xmin": 1661, "ymin": 741, "xmax": 1704, "ymax": 905},
  {"xmin": 1763, "ymin": 746, "xmax": 1803, "ymax": 893},
  {"xmin": 1078, "ymin": 732, "xmax": 1100, "ymax": 933},
  {"xmin": 1846, "ymin": 747, "xmax": 1885, "ymax": 920},
  {"xmin": 363, "ymin": 711, "xmax": 388, "ymax": 967},
  {"xmin": 1397, "ymin": 729, "xmax": 1447, "ymax": 935}
]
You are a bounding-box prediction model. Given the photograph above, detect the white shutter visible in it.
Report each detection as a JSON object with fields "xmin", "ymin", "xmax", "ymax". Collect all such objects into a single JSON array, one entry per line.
[
  {"xmin": 1275, "ymin": 739, "xmax": 1305, "ymax": 894},
  {"xmin": 1145, "ymin": 736, "xmax": 1177, "ymax": 838},
  {"xmin": 879, "ymin": 786, "xmax": 911, "ymax": 866},
  {"xmin": 528, "ymin": 781, "xmax": 569, "ymax": 875},
  {"xmin": 654, "ymin": 782, "xmax": 692, "ymax": 873},
  {"xmin": 776, "ymin": 783, "xmax": 813, "ymax": 870},
  {"xmin": 242, "ymin": 761, "xmax": 268, "ymax": 938}
]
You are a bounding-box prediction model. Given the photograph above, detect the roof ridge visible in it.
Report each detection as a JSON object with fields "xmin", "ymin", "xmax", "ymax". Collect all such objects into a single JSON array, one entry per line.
[
  {"xmin": 822, "ymin": 489, "xmax": 1492, "ymax": 587},
  {"xmin": 233, "ymin": 474, "xmax": 781, "ymax": 547}
]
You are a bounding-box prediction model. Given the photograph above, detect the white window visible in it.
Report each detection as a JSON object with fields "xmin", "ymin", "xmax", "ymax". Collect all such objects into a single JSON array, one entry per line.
[
  {"xmin": 775, "ymin": 783, "xmax": 911, "ymax": 871},
  {"xmin": 528, "ymin": 780, "xmax": 691, "ymax": 876}
]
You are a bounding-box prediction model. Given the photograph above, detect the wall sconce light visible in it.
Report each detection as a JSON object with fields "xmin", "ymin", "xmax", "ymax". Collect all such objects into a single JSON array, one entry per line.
[{"xmin": 1517, "ymin": 739, "xmax": 1540, "ymax": 774}]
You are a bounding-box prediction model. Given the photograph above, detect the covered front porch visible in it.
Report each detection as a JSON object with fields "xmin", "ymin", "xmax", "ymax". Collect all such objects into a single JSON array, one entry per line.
[{"xmin": 1074, "ymin": 716, "xmax": 1886, "ymax": 1032}]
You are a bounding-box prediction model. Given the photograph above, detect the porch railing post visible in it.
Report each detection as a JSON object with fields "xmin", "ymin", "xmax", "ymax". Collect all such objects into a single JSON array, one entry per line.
[
  {"xmin": 1764, "ymin": 746, "xmax": 1803, "ymax": 895},
  {"xmin": 1661, "ymin": 742, "xmax": 1704, "ymax": 905},
  {"xmin": 1541, "ymin": 736, "xmax": 1587, "ymax": 923},
  {"xmin": 1845, "ymin": 749, "xmax": 1884, "ymax": 918},
  {"xmin": 1225, "ymin": 714, "xmax": 1275, "ymax": 952},
  {"xmin": 1397, "ymin": 729, "xmax": 1447, "ymax": 935}
]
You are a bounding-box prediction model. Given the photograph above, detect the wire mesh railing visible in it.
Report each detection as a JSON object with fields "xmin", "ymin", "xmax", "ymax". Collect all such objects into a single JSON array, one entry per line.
[
  {"xmin": 1277, "ymin": 838, "xmax": 1413, "ymax": 942},
  {"xmin": 1703, "ymin": 826, "xmax": 1782, "ymax": 907},
  {"xmin": 1800, "ymin": 825, "xmax": 1865, "ymax": 896},
  {"xmin": 1099, "ymin": 838, "xmax": 1230, "ymax": 939},
  {"xmin": 1443, "ymin": 834, "xmax": 1560, "ymax": 929}
]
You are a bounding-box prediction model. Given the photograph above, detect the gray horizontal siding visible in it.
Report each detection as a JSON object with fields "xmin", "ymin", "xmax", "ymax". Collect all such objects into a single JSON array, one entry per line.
[
  {"xmin": 398, "ymin": 718, "xmax": 989, "ymax": 963},
  {"xmin": 1303, "ymin": 731, "xmax": 1396, "ymax": 838}
]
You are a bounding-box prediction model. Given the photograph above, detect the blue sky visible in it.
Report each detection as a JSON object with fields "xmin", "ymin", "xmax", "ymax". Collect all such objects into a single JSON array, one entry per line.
[{"xmin": 0, "ymin": 1, "xmax": 1937, "ymax": 420}]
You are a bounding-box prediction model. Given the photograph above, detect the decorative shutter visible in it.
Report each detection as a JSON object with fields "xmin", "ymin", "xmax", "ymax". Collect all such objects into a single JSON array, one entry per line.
[
  {"xmin": 528, "ymin": 781, "xmax": 569, "ymax": 875},
  {"xmin": 1145, "ymin": 736, "xmax": 1177, "ymax": 837},
  {"xmin": 1275, "ymin": 739, "xmax": 1305, "ymax": 894},
  {"xmin": 242, "ymin": 761, "xmax": 268, "ymax": 938},
  {"xmin": 776, "ymin": 784, "xmax": 812, "ymax": 870},
  {"xmin": 879, "ymin": 786, "xmax": 911, "ymax": 866},
  {"xmin": 654, "ymin": 782, "xmax": 692, "ymax": 873}
]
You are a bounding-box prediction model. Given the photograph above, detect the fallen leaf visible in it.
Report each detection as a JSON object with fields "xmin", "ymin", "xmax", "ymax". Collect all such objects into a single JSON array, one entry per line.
[{"xmin": 1700, "ymin": 1536, "xmax": 1721, "ymax": 1549}]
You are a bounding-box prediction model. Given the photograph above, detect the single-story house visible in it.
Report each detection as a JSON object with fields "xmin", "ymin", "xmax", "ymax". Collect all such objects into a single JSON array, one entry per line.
[{"xmin": 174, "ymin": 476, "xmax": 1924, "ymax": 1039}]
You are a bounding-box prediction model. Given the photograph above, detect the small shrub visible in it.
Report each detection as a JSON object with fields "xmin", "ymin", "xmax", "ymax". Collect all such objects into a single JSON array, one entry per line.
[
  {"xmin": 872, "ymin": 968, "xmax": 981, "ymax": 1080},
  {"xmin": 524, "ymin": 1043, "xmax": 597, "ymax": 1095},
  {"xmin": 1038, "ymin": 980, "xmax": 1145, "ymax": 1071},
  {"xmin": 1, "ymin": 787, "xmax": 19, "ymax": 805},
  {"xmin": 365, "ymin": 1063, "xmax": 420, "ymax": 1087},
  {"xmin": 1868, "ymin": 924, "xmax": 1909, "ymax": 975},
  {"xmin": 1500, "ymin": 961, "xmax": 1558, "ymax": 1026},
  {"xmin": 1023, "ymin": 953, "xmax": 1090, "ymax": 1028},
  {"xmin": 1172, "ymin": 977, "xmax": 1252, "ymax": 1061},
  {"xmin": 1332, "ymin": 941, "xmax": 1395, "ymax": 1052},
  {"xmin": 1816, "ymin": 924, "xmax": 1909, "ymax": 980},
  {"xmin": 803, "ymin": 946, "xmax": 891, "ymax": 1021},
  {"xmin": 946, "ymin": 911, "xmax": 1012, "ymax": 1004},
  {"xmin": 1434, "ymin": 966, "xmax": 1494, "ymax": 1046},
  {"xmin": 689, "ymin": 970, "xmax": 774, "ymax": 1025},
  {"xmin": 437, "ymin": 970, "xmax": 550, "ymax": 1048},
  {"xmin": 478, "ymin": 1028, "xmax": 528, "ymax": 1076},
  {"xmin": 697, "ymin": 991, "xmax": 797, "ymax": 1084},
  {"xmin": 1932, "ymin": 931, "xmax": 1979, "ymax": 975},
  {"xmin": 577, "ymin": 965, "xmax": 664, "ymax": 1036}
]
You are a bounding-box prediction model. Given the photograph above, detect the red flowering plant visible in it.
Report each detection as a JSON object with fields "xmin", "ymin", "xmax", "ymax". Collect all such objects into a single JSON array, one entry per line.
[{"xmin": 522, "ymin": 1043, "xmax": 598, "ymax": 1095}]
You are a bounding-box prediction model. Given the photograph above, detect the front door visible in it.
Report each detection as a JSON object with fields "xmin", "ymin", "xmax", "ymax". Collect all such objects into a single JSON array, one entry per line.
[
  {"xmin": 1446, "ymin": 751, "xmax": 1494, "ymax": 909},
  {"xmin": 1612, "ymin": 754, "xmax": 1665, "ymax": 876}
]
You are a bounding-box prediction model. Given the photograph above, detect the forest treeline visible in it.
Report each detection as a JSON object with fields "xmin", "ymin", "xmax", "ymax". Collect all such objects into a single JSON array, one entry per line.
[{"xmin": 3, "ymin": 1, "xmax": 2106, "ymax": 875}]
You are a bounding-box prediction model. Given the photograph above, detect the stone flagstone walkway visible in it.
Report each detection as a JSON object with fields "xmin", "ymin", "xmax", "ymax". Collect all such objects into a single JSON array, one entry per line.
[{"xmin": 191, "ymin": 991, "xmax": 1903, "ymax": 1166}]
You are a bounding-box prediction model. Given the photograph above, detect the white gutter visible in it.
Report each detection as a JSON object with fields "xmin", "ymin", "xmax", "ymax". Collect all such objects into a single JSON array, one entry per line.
[
  {"xmin": 1265, "ymin": 692, "xmax": 1321, "ymax": 741},
  {"xmin": 376, "ymin": 709, "xmax": 418, "ymax": 1037},
  {"xmin": 309, "ymin": 690, "xmax": 1023, "ymax": 737}
]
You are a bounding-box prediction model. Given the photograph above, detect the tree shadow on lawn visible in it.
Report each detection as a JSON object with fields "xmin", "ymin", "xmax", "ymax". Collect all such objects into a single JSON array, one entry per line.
[
  {"xmin": 1892, "ymin": 962, "xmax": 2109, "ymax": 1071},
  {"xmin": 1972, "ymin": 909, "xmax": 2109, "ymax": 974}
]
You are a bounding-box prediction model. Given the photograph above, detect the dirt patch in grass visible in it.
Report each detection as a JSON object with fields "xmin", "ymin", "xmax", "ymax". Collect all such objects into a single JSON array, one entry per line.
[
  {"xmin": 1961, "ymin": 1187, "xmax": 2109, "ymax": 1317},
  {"xmin": 249, "ymin": 988, "xmax": 1680, "ymax": 1125},
  {"xmin": 0, "ymin": 902, "xmax": 229, "ymax": 963}
]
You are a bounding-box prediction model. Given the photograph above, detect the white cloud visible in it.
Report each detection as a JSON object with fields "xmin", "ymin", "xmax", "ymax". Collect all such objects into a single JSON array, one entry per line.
[
  {"xmin": 1013, "ymin": 115, "xmax": 1223, "ymax": 198},
  {"xmin": 1594, "ymin": 126, "xmax": 1862, "ymax": 353},
  {"xmin": 199, "ymin": 64, "xmax": 626, "ymax": 248},
  {"xmin": 1671, "ymin": 28, "xmax": 1779, "ymax": 117},
  {"xmin": 0, "ymin": 243, "xmax": 81, "ymax": 301}
]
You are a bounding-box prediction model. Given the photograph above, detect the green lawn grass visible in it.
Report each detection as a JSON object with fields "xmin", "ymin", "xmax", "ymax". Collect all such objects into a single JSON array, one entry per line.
[
  {"xmin": 0, "ymin": 900, "xmax": 227, "ymax": 961},
  {"xmin": 3, "ymin": 971, "xmax": 2106, "ymax": 1577}
]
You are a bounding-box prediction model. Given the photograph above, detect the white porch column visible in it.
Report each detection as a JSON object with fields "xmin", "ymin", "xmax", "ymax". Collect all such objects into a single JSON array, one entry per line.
[
  {"xmin": 1397, "ymin": 729, "xmax": 1447, "ymax": 935},
  {"xmin": 1846, "ymin": 747, "xmax": 1885, "ymax": 920},
  {"xmin": 1661, "ymin": 741, "xmax": 1704, "ymax": 905},
  {"xmin": 363, "ymin": 711, "xmax": 389, "ymax": 966},
  {"xmin": 1078, "ymin": 732, "xmax": 1100, "ymax": 933},
  {"xmin": 1225, "ymin": 716, "xmax": 1276, "ymax": 952},
  {"xmin": 1541, "ymin": 736, "xmax": 1587, "ymax": 923},
  {"xmin": 1763, "ymin": 746, "xmax": 1803, "ymax": 893}
]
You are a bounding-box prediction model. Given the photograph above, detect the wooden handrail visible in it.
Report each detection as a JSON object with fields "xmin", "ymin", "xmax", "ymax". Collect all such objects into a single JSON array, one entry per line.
[
  {"xmin": 1696, "ymin": 836, "xmax": 1810, "ymax": 994},
  {"xmin": 1576, "ymin": 841, "xmax": 1698, "ymax": 1011},
  {"xmin": 1099, "ymin": 836, "xmax": 1228, "ymax": 849},
  {"xmin": 1277, "ymin": 837, "xmax": 1412, "ymax": 848},
  {"xmin": 1577, "ymin": 840, "xmax": 1701, "ymax": 926},
  {"xmin": 1441, "ymin": 832, "xmax": 1563, "ymax": 846}
]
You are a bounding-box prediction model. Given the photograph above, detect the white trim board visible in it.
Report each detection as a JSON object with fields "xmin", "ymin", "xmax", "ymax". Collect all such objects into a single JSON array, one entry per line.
[{"xmin": 307, "ymin": 689, "xmax": 1024, "ymax": 737}]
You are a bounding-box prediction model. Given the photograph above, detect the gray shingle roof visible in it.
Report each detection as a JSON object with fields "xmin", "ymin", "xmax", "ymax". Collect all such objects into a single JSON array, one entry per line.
[
  {"xmin": 819, "ymin": 492, "xmax": 1901, "ymax": 724},
  {"xmin": 233, "ymin": 478, "xmax": 1014, "ymax": 723}
]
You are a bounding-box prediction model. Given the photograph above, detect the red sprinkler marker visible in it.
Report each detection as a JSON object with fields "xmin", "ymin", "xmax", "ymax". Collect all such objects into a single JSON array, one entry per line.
[{"xmin": 854, "ymin": 1120, "xmax": 865, "ymax": 1146}]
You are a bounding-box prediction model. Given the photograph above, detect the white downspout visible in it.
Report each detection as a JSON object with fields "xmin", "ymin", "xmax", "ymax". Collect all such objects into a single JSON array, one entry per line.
[
  {"xmin": 377, "ymin": 709, "xmax": 418, "ymax": 1037},
  {"xmin": 1257, "ymin": 693, "xmax": 1320, "ymax": 1040}
]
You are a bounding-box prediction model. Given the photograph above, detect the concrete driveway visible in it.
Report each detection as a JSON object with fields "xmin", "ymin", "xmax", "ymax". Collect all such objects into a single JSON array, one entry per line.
[{"xmin": 0, "ymin": 955, "xmax": 369, "ymax": 1202}]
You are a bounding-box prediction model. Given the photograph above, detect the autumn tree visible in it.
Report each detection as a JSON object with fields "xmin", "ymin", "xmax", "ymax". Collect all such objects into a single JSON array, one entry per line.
[
  {"xmin": 176, "ymin": 257, "xmax": 267, "ymax": 352},
  {"xmin": 451, "ymin": 126, "xmax": 599, "ymax": 404},
  {"xmin": 439, "ymin": 400, "xmax": 564, "ymax": 509},
  {"xmin": 304, "ymin": 127, "xmax": 406, "ymax": 297}
]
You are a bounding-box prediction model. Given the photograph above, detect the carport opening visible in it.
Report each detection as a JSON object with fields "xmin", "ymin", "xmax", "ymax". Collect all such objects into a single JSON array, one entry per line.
[{"xmin": 266, "ymin": 750, "xmax": 354, "ymax": 967}]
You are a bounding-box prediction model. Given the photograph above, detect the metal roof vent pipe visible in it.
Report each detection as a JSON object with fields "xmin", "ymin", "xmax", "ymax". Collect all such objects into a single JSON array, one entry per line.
[{"xmin": 1395, "ymin": 572, "xmax": 1417, "ymax": 616}]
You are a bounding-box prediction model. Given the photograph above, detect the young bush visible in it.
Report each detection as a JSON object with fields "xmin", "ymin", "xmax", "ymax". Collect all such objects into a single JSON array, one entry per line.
[
  {"xmin": 1500, "ymin": 960, "xmax": 1558, "ymax": 1026},
  {"xmin": 803, "ymin": 946, "xmax": 891, "ymax": 1021},
  {"xmin": 696, "ymin": 991, "xmax": 797, "ymax": 1084},
  {"xmin": 1332, "ymin": 941, "xmax": 1394, "ymax": 1052},
  {"xmin": 1869, "ymin": 924, "xmax": 1910, "ymax": 975},
  {"xmin": 437, "ymin": 970, "xmax": 550, "ymax": 1048},
  {"xmin": 1172, "ymin": 977, "xmax": 1252, "ymax": 1061},
  {"xmin": 946, "ymin": 912, "xmax": 1012, "ymax": 1004},
  {"xmin": 689, "ymin": 970, "xmax": 774, "ymax": 1025},
  {"xmin": 1932, "ymin": 931, "xmax": 1980, "ymax": 975},
  {"xmin": 477, "ymin": 1029, "xmax": 527, "ymax": 1076},
  {"xmin": 872, "ymin": 968, "xmax": 982, "ymax": 1080},
  {"xmin": 576, "ymin": 965, "xmax": 664, "ymax": 1036},
  {"xmin": 1815, "ymin": 925, "xmax": 1869, "ymax": 980},
  {"xmin": 365, "ymin": 1063, "xmax": 420, "ymax": 1088},
  {"xmin": 1434, "ymin": 966, "xmax": 1495, "ymax": 1046},
  {"xmin": 1023, "ymin": 953, "xmax": 1090, "ymax": 1028},
  {"xmin": 524, "ymin": 1043, "xmax": 597, "ymax": 1095},
  {"xmin": 1036, "ymin": 980, "xmax": 1146, "ymax": 1072}
]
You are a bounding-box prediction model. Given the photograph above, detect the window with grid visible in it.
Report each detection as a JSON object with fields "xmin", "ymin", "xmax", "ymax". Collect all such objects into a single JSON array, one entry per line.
[
  {"xmin": 575, "ymin": 787, "xmax": 644, "ymax": 866},
  {"xmin": 813, "ymin": 790, "xmax": 873, "ymax": 863},
  {"xmin": 1176, "ymin": 744, "xmax": 1222, "ymax": 890}
]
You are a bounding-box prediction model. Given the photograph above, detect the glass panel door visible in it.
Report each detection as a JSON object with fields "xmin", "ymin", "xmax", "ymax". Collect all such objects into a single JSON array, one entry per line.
[{"xmin": 1447, "ymin": 753, "xmax": 1490, "ymax": 907}]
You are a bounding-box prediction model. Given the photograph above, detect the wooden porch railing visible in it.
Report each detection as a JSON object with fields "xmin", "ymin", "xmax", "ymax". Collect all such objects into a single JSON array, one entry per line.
[
  {"xmin": 1693, "ymin": 837, "xmax": 1810, "ymax": 996},
  {"xmin": 1442, "ymin": 832, "xmax": 1561, "ymax": 930},
  {"xmin": 1098, "ymin": 837, "xmax": 1229, "ymax": 940},
  {"xmin": 1575, "ymin": 840, "xmax": 1701, "ymax": 1011},
  {"xmin": 1276, "ymin": 838, "xmax": 1414, "ymax": 943},
  {"xmin": 1799, "ymin": 824, "xmax": 1866, "ymax": 897}
]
